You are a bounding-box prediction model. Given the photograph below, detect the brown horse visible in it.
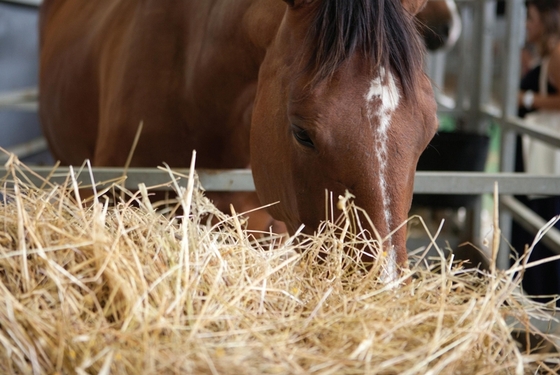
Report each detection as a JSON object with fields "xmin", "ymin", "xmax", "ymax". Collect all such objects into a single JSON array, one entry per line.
[
  {"xmin": 39, "ymin": 0, "xmax": 438, "ymax": 281},
  {"xmin": 417, "ymin": 0, "xmax": 462, "ymax": 50}
]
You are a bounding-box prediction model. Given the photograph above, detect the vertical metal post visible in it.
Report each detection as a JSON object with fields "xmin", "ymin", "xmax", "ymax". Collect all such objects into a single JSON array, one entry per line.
[
  {"xmin": 455, "ymin": 2, "xmax": 473, "ymax": 113},
  {"xmin": 467, "ymin": 0, "xmax": 496, "ymax": 134},
  {"xmin": 426, "ymin": 51, "xmax": 447, "ymax": 98},
  {"xmin": 464, "ymin": 0, "xmax": 497, "ymax": 247},
  {"xmin": 498, "ymin": 0, "xmax": 524, "ymax": 269}
]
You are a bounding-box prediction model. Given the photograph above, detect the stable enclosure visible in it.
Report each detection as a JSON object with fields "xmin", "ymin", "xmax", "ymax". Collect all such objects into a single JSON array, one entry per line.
[
  {"xmin": 1, "ymin": 0, "xmax": 560, "ymax": 372},
  {"xmin": 421, "ymin": 0, "xmax": 560, "ymax": 267},
  {"xmin": 2, "ymin": 0, "xmax": 558, "ymax": 265}
]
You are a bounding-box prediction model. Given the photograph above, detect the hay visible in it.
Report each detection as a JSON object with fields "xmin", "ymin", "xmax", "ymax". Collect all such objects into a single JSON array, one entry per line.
[{"xmin": 1, "ymin": 156, "xmax": 560, "ymax": 374}]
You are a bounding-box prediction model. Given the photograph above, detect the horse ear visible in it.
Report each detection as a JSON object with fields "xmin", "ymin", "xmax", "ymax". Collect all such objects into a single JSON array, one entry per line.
[{"xmin": 401, "ymin": 0, "xmax": 428, "ymax": 15}]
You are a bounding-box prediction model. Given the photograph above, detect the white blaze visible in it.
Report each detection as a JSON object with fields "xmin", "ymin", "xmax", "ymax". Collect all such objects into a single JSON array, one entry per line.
[{"xmin": 365, "ymin": 69, "xmax": 400, "ymax": 284}]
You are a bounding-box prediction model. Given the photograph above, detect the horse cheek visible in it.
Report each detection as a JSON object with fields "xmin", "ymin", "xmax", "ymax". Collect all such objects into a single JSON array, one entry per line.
[
  {"xmin": 289, "ymin": 154, "xmax": 329, "ymax": 232},
  {"xmin": 250, "ymin": 104, "xmax": 298, "ymax": 232}
]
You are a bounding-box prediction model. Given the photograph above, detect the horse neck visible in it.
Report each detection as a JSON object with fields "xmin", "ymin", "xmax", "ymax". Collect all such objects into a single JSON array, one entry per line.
[
  {"xmin": 184, "ymin": 0, "xmax": 285, "ymax": 84},
  {"xmin": 180, "ymin": 1, "xmax": 284, "ymax": 124}
]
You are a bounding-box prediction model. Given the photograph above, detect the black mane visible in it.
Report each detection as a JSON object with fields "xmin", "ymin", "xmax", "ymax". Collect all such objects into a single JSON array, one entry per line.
[{"xmin": 306, "ymin": 0, "xmax": 423, "ymax": 98}]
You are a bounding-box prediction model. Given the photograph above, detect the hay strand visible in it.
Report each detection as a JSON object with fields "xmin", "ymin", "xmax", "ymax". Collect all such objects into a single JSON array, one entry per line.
[{"xmin": 0, "ymin": 156, "xmax": 559, "ymax": 374}]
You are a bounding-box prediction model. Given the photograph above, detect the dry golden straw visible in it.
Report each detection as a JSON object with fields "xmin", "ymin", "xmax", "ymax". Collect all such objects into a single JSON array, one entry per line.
[{"xmin": 0, "ymin": 155, "xmax": 559, "ymax": 374}]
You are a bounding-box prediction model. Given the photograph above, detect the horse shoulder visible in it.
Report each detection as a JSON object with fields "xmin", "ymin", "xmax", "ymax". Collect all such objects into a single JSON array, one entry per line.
[{"xmin": 40, "ymin": 1, "xmax": 121, "ymax": 164}]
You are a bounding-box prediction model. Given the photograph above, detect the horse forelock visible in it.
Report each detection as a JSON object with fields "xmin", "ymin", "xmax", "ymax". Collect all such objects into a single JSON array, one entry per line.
[{"xmin": 305, "ymin": 0, "xmax": 423, "ymax": 99}]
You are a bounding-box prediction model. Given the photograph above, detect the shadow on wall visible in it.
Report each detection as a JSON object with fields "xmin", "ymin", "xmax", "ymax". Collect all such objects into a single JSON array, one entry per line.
[{"xmin": 0, "ymin": 2, "xmax": 52, "ymax": 164}]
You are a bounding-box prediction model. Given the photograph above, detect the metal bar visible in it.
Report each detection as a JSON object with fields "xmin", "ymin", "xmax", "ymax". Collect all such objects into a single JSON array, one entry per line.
[
  {"xmin": 498, "ymin": 0, "xmax": 525, "ymax": 269},
  {"xmin": 426, "ymin": 51, "xmax": 447, "ymax": 98},
  {"xmin": 0, "ymin": 166, "xmax": 257, "ymax": 192},
  {"xmin": 0, "ymin": 137, "xmax": 48, "ymax": 162},
  {"xmin": 464, "ymin": 0, "xmax": 494, "ymax": 133},
  {"xmin": 455, "ymin": 1, "xmax": 473, "ymax": 112},
  {"xmin": 413, "ymin": 172, "xmax": 560, "ymax": 195},
  {"xmin": 0, "ymin": 102, "xmax": 38, "ymax": 112},
  {"xmin": 504, "ymin": 115, "xmax": 560, "ymax": 148},
  {"xmin": 482, "ymin": 105, "xmax": 560, "ymax": 148},
  {"xmin": 1, "ymin": 166, "xmax": 560, "ymax": 195},
  {"xmin": 500, "ymin": 195, "xmax": 560, "ymax": 256},
  {"xmin": 499, "ymin": 0, "xmax": 524, "ymax": 171},
  {"xmin": 0, "ymin": 0, "xmax": 41, "ymax": 6},
  {"xmin": 465, "ymin": 0, "xmax": 496, "ymax": 246},
  {"xmin": 0, "ymin": 88, "xmax": 39, "ymax": 112},
  {"xmin": 477, "ymin": 0, "xmax": 497, "ymax": 112}
]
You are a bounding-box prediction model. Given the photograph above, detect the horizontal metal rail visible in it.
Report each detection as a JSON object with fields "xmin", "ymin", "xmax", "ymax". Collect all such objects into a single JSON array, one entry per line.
[
  {"xmin": 503, "ymin": 115, "xmax": 560, "ymax": 148},
  {"xmin": 482, "ymin": 104, "xmax": 560, "ymax": 149},
  {"xmin": 0, "ymin": 137, "xmax": 47, "ymax": 163},
  {"xmin": 413, "ymin": 172, "xmax": 560, "ymax": 195},
  {"xmin": 0, "ymin": 0, "xmax": 41, "ymax": 6},
  {"xmin": 0, "ymin": 166, "xmax": 257, "ymax": 192},
  {"xmin": 1, "ymin": 166, "xmax": 560, "ymax": 195},
  {"xmin": 0, "ymin": 88, "xmax": 38, "ymax": 112},
  {"xmin": 500, "ymin": 195, "xmax": 560, "ymax": 255}
]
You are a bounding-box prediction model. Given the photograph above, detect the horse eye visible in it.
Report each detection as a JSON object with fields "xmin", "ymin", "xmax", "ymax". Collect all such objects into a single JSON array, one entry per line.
[{"xmin": 291, "ymin": 124, "xmax": 314, "ymax": 148}]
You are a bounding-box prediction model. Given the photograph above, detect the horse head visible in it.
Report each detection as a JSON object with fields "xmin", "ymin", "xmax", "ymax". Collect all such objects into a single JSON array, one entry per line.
[
  {"xmin": 250, "ymin": 0, "xmax": 438, "ymax": 280},
  {"xmin": 416, "ymin": 0, "xmax": 462, "ymax": 51}
]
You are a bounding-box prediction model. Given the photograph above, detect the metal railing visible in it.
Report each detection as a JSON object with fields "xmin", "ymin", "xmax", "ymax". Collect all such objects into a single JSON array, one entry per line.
[
  {"xmin": 0, "ymin": 88, "xmax": 38, "ymax": 112},
  {"xmin": 0, "ymin": 0, "xmax": 41, "ymax": 6},
  {"xmin": 0, "ymin": 166, "xmax": 559, "ymax": 195},
  {"xmin": 424, "ymin": 0, "xmax": 560, "ymax": 263}
]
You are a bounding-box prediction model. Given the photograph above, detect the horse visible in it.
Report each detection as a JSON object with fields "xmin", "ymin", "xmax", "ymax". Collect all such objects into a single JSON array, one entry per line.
[
  {"xmin": 417, "ymin": 0, "xmax": 462, "ymax": 50},
  {"xmin": 39, "ymin": 0, "xmax": 438, "ymax": 282}
]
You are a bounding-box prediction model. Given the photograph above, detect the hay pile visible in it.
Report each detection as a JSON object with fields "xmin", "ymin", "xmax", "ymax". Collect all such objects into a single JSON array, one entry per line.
[{"xmin": 1, "ymin": 157, "xmax": 559, "ymax": 374}]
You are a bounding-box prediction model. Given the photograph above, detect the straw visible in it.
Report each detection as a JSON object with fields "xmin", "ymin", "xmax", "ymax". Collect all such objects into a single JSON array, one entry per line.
[{"xmin": 0, "ymin": 154, "xmax": 559, "ymax": 374}]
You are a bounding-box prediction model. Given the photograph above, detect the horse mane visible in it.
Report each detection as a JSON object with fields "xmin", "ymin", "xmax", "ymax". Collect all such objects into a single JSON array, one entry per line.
[{"xmin": 306, "ymin": 0, "xmax": 424, "ymax": 99}]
